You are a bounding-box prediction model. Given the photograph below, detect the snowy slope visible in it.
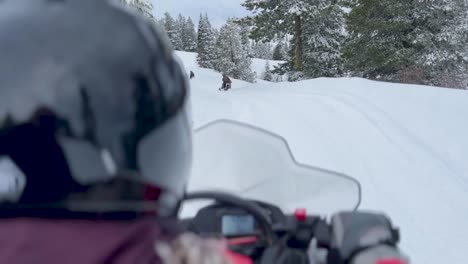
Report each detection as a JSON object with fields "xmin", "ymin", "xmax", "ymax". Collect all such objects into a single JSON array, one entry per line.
[{"xmin": 176, "ymin": 51, "xmax": 468, "ymax": 264}]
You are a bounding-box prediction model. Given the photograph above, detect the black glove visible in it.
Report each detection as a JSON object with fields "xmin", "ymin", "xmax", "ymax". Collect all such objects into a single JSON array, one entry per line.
[{"xmin": 327, "ymin": 211, "xmax": 409, "ymax": 264}]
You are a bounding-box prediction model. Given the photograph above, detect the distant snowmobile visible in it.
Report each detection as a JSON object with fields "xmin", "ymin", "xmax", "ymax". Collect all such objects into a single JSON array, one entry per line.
[{"xmin": 220, "ymin": 73, "xmax": 232, "ymax": 91}]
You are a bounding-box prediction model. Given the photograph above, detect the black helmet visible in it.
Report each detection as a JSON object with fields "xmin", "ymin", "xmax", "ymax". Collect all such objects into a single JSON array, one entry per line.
[{"xmin": 0, "ymin": 0, "xmax": 191, "ymax": 217}]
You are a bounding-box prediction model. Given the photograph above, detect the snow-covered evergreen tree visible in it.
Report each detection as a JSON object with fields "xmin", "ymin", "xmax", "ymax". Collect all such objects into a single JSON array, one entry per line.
[
  {"xmin": 212, "ymin": 27, "xmax": 220, "ymax": 41},
  {"xmin": 344, "ymin": 1, "xmax": 418, "ymax": 80},
  {"xmin": 163, "ymin": 13, "xmax": 181, "ymax": 50},
  {"xmin": 124, "ymin": 0, "xmax": 154, "ymax": 21},
  {"xmin": 252, "ymin": 42, "xmax": 272, "ymax": 60},
  {"xmin": 214, "ymin": 27, "xmax": 236, "ymax": 76},
  {"xmin": 243, "ymin": 0, "xmax": 347, "ymax": 79},
  {"xmin": 214, "ymin": 20, "xmax": 256, "ymax": 82},
  {"xmin": 263, "ymin": 61, "xmax": 273, "ymax": 81},
  {"xmin": 182, "ymin": 17, "xmax": 197, "ymax": 52},
  {"xmin": 197, "ymin": 14, "xmax": 217, "ymax": 68},
  {"xmin": 170, "ymin": 14, "xmax": 184, "ymax": 51},
  {"xmin": 417, "ymin": 1, "xmax": 468, "ymax": 88},
  {"xmin": 239, "ymin": 21, "xmax": 252, "ymax": 56},
  {"xmin": 302, "ymin": 1, "xmax": 346, "ymax": 78},
  {"xmin": 242, "ymin": 0, "xmax": 313, "ymax": 70},
  {"xmin": 345, "ymin": 0, "xmax": 468, "ymax": 88},
  {"xmin": 273, "ymin": 41, "xmax": 287, "ymax": 61},
  {"xmin": 156, "ymin": 18, "xmax": 165, "ymax": 29},
  {"xmin": 159, "ymin": 14, "xmax": 197, "ymax": 52}
]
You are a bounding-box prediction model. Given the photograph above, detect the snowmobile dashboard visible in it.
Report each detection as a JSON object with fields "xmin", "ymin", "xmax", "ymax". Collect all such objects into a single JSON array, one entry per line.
[
  {"xmin": 182, "ymin": 199, "xmax": 286, "ymax": 238},
  {"xmin": 181, "ymin": 191, "xmax": 329, "ymax": 261},
  {"xmin": 180, "ymin": 191, "xmax": 407, "ymax": 264}
]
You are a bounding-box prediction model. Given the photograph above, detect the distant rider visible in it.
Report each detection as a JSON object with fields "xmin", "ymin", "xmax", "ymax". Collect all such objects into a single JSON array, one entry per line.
[{"xmin": 221, "ymin": 73, "xmax": 232, "ymax": 91}]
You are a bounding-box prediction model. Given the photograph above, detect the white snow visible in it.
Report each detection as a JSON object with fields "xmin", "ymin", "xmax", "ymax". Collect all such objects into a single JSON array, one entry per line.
[{"xmin": 176, "ymin": 51, "xmax": 468, "ymax": 264}]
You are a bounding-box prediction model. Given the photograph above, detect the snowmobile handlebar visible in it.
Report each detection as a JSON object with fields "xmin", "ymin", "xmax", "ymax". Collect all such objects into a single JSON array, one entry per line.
[{"xmin": 181, "ymin": 191, "xmax": 409, "ymax": 264}]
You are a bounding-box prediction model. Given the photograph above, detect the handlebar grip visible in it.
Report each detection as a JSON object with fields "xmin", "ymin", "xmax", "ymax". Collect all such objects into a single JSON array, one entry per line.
[
  {"xmin": 351, "ymin": 245, "xmax": 408, "ymax": 264},
  {"xmin": 329, "ymin": 211, "xmax": 409, "ymax": 264}
]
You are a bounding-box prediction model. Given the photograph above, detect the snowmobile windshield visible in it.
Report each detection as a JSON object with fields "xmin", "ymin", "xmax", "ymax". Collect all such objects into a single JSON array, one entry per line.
[{"xmin": 181, "ymin": 120, "xmax": 361, "ymax": 218}]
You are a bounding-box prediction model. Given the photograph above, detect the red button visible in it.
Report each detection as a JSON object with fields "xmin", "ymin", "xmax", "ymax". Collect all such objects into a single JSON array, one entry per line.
[
  {"xmin": 375, "ymin": 258, "xmax": 406, "ymax": 264},
  {"xmin": 294, "ymin": 208, "xmax": 307, "ymax": 222}
]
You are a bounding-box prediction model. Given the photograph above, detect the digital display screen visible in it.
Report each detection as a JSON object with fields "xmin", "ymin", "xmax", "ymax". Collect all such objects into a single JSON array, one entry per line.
[{"xmin": 222, "ymin": 215, "xmax": 255, "ymax": 236}]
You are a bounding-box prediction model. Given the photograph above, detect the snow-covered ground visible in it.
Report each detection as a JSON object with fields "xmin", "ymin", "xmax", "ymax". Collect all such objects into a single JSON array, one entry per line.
[{"xmin": 176, "ymin": 51, "xmax": 468, "ymax": 264}]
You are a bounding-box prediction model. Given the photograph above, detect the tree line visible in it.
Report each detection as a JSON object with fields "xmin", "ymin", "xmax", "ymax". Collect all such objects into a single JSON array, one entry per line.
[
  {"xmin": 242, "ymin": 0, "xmax": 468, "ymax": 88},
  {"xmin": 156, "ymin": 14, "xmax": 198, "ymax": 52},
  {"xmin": 196, "ymin": 15, "xmax": 255, "ymax": 82},
  {"xmin": 120, "ymin": 0, "xmax": 281, "ymax": 83},
  {"xmin": 122, "ymin": 0, "xmax": 468, "ymax": 88},
  {"xmin": 158, "ymin": 13, "xmax": 288, "ymax": 83}
]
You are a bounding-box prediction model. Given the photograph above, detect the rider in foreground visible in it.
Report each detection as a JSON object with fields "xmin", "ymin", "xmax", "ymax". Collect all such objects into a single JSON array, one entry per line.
[
  {"xmin": 0, "ymin": 0, "xmax": 408, "ymax": 263},
  {"xmin": 0, "ymin": 0, "xmax": 226, "ymax": 263}
]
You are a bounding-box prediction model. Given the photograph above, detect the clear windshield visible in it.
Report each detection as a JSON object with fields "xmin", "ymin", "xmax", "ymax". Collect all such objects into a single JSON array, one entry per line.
[{"xmin": 180, "ymin": 120, "xmax": 361, "ymax": 218}]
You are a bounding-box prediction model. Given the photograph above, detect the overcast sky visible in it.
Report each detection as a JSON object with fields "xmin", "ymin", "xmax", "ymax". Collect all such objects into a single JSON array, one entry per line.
[{"xmin": 152, "ymin": 0, "xmax": 249, "ymax": 28}]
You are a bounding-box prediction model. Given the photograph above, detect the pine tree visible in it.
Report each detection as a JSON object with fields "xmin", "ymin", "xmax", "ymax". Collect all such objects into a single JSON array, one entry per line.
[
  {"xmin": 182, "ymin": 17, "xmax": 197, "ymax": 52},
  {"xmin": 214, "ymin": 25, "xmax": 236, "ymax": 76},
  {"xmin": 263, "ymin": 61, "xmax": 273, "ymax": 81},
  {"xmin": 124, "ymin": 0, "xmax": 155, "ymax": 21},
  {"xmin": 156, "ymin": 18, "xmax": 165, "ymax": 29},
  {"xmin": 163, "ymin": 13, "xmax": 180, "ymax": 50},
  {"xmin": 302, "ymin": 1, "xmax": 346, "ymax": 78},
  {"xmin": 273, "ymin": 42, "xmax": 287, "ymax": 61},
  {"xmin": 417, "ymin": 1, "xmax": 468, "ymax": 88},
  {"xmin": 345, "ymin": 1, "xmax": 415, "ymax": 79},
  {"xmin": 214, "ymin": 20, "xmax": 256, "ymax": 82},
  {"xmin": 238, "ymin": 21, "xmax": 252, "ymax": 56},
  {"xmin": 252, "ymin": 42, "xmax": 272, "ymax": 59},
  {"xmin": 212, "ymin": 27, "xmax": 220, "ymax": 41},
  {"xmin": 172, "ymin": 14, "xmax": 185, "ymax": 50},
  {"xmin": 197, "ymin": 14, "xmax": 217, "ymax": 68},
  {"xmin": 243, "ymin": 0, "xmax": 347, "ymax": 79},
  {"xmin": 345, "ymin": 0, "xmax": 468, "ymax": 87},
  {"xmin": 242, "ymin": 0, "xmax": 309, "ymax": 71}
]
